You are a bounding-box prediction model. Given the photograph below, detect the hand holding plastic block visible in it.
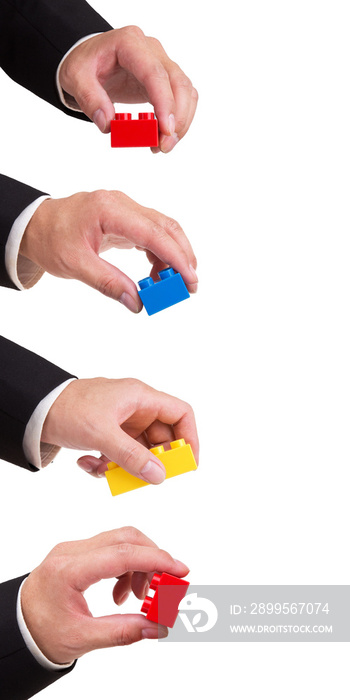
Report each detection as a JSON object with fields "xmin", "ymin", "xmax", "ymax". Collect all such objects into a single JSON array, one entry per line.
[
  {"xmin": 141, "ymin": 572, "xmax": 190, "ymax": 627},
  {"xmin": 106, "ymin": 439, "xmax": 197, "ymax": 496},
  {"xmin": 59, "ymin": 27, "xmax": 198, "ymax": 153},
  {"xmin": 111, "ymin": 112, "xmax": 159, "ymax": 147},
  {"xmin": 138, "ymin": 267, "xmax": 190, "ymax": 315}
]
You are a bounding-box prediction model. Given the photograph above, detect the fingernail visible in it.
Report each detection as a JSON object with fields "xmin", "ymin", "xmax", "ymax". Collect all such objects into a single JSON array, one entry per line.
[
  {"xmin": 117, "ymin": 592, "xmax": 129, "ymax": 606},
  {"xmin": 160, "ymin": 133, "xmax": 179, "ymax": 154},
  {"xmin": 77, "ymin": 457, "xmax": 95, "ymax": 473},
  {"xmin": 119, "ymin": 292, "xmax": 140, "ymax": 314},
  {"xmin": 142, "ymin": 582, "xmax": 149, "ymax": 599},
  {"xmin": 140, "ymin": 459, "xmax": 166, "ymax": 484},
  {"xmin": 189, "ymin": 264, "xmax": 198, "ymax": 282},
  {"xmin": 173, "ymin": 559, "xmax": 188, "ymax": 568},
  {"xmin": 93, "ymin": 108, "xmax": 107, "ymax": 132},
  {"xmin": 142, "ymin": 626, "xmax": 168, "ymax": 639},
  {"xmin": 168, "ymin": 113, "xmax": 176, "ymax": 135}
]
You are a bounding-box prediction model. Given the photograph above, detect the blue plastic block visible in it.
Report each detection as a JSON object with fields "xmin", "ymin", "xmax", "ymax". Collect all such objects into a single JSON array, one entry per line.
[{"xmin": 138, "ymin": 268, "xmax": 190, "ymax": 316}]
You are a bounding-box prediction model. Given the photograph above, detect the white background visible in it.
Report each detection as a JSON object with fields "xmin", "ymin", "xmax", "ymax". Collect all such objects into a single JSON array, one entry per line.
[{"xmin": 1, "ymin": 0, "xmax": 350, "ymax": 697}]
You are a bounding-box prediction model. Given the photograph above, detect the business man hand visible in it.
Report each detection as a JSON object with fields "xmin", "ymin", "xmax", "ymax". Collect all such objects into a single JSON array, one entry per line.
[
  {"xmin": 41, "ymin": 377, "xmax": 199, "ymax": 483},
  {"xmin": 21, "ymin": 527, "xmax": 190, "ymax": 664},
  {"xmin": 58, "ymin": 26, "xmax": 198, "ymax": 153},
  {"xmin": 20, "ymin": 190, "xmax": 198, "ymax": 313}
]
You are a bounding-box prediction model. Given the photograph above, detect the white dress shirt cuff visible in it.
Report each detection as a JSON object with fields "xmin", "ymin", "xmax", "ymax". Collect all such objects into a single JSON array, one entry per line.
[
  {"xmin": 23, "ymin": 378, "xmax": 77, "ymax": 469},
  {"xmin": 56, "ymin": 34, "xmax": 103, "ymax": 111},
  {"xmin": 17, "ymin": 579, "xmax": 74, "ymax": 671},
  {"xmin": 5, "ymin": 195, "xmax": 49, "ymax": 290}
]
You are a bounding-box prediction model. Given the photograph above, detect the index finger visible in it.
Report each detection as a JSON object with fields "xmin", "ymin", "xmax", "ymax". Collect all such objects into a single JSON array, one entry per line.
[
  {"xmin": 71, "ymin": 543, "xmax": 189, "ymax": 592},
  {"xmin": 115, "ymin": 29, "xmax": 176, "ymax": 138},
  {"xmin": 146, "ymin": 390, "xmax": 200, "ymax": 464}
]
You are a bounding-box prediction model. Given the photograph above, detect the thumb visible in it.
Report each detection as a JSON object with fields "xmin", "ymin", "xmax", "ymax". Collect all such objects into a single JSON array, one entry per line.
[
  {"xmin": 85, "ymin": 614, "xmax": 168, "ymax": 651},
  {"xmin": 77, "ymin": 253, "xmax": 142, "ymax": 313},
  {"xmin": 101, "ymin": 428, "xmax": 166, "ymax": 485},
  {"xmin": 74, "ymin": 76, "xmax": 115, "ymax": 133}
]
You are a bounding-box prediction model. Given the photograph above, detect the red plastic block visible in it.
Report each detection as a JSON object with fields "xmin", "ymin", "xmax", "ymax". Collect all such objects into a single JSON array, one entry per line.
[
  {"xmin": 141, "ymin": 572, "xmax": 190, "ymax": 628},
  {"xmin": 111, "ymin": 112, "xmax": 159, "ymax": 148}
]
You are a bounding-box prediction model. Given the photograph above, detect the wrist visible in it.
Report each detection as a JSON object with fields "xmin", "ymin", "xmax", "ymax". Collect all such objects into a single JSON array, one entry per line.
[
  {"xmin": 57, "ymin": 33, "xmax": 103, "ymax": 111},
  {"xmin": 41, "ymin": 378, "xmax": 81, "ymax": 446},
  {"xmin": 20, "ymin": 576, "xmax": 75, "ymax": 666},
  {"xmin": 19, "ymin": 198, "xmax": 53, "ymax": 265}
]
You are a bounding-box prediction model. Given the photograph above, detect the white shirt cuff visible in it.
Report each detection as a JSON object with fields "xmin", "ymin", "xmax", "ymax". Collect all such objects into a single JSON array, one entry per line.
[
  {"xmin": 17, "ymin": 579, "xmax": 74, "ymax": 671},
  {"xmin": 56, "ymin": 33, "xmax": 103, "ymax": 111},
  {"xmin": 5, "ymin": 195, "xmax": 49, "ymax": 290},
  {"xmin": 23, "ymin": 378, "xmax": 77, "ymax": 469}
]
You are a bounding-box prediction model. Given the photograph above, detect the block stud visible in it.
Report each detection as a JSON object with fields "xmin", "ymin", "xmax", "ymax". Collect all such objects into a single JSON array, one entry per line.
[
  {"xmin": 170, "ymin": 439, "xmax": 186, "ymax": 449},
  {"xmin": 114, "ymin": 113, "xmax": 132, "ymax": 120},
  {"xmin": 138, "ymin": 276, "xmax": 154, "ymax": 290},
  {"xmin": 141, "ymin": 597, "xmax": 152, "ymax": 613},
  {"xmin": 150, "ymin": 573, "xmax": 162, "ymax": 588},
  {"xmin": 150, "ymin": 445, "xmax": 165, "ymax": 457},
  {"xmin": 158, "ymin": 268, "xmax": 176, "ymax": 280}
]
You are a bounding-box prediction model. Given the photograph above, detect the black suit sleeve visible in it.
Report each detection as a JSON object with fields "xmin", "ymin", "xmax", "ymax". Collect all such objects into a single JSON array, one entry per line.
[
  {"xmin": 0, "ymin": 0, "xmax": 113, "ymax": 118},
  {"xmin": 0, "ymin": 174, "xmax": 48, "ymax": 290},
  {"xmin": 0, "ymin": 575, "xmax": 76, "ymax": 699},
  {"xmin": 0, "ymin": 335, "xmax": 76, "ymax": 471}
]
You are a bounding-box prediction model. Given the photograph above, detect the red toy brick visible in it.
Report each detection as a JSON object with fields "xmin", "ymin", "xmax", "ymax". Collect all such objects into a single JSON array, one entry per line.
[
  {"xmin": 111, "ymin": 112, "xmax": 159, "ymax": 148},
  {"xmin": 141, "ymin": 572, "xmax": 190, "ymax": 628}
]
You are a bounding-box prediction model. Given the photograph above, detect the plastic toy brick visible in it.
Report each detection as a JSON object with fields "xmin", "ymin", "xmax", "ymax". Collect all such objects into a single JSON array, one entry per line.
[
  {"xmin": 138, "ymin": 267, "xmax": 190, "ymax": 316},
  {"xmin": 106, "ymin": 439, "xmax": 197, "ymax": 496},
  {"xmin": 141, "ymin": 572, "xmax": 190, "ymax": 628},
  {"xmin": 111, "ymin": 112, "xmax": 159, "ymax": 148}
]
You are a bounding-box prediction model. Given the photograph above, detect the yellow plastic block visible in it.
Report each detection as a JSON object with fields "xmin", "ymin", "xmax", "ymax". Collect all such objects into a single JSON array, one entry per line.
[{"xmin": 106, "ymin": 439, "xmax": 197, "ymax": 496}]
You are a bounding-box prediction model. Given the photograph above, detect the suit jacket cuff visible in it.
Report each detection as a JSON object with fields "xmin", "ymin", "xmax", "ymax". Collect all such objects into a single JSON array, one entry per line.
[
  {"xmin": 0, "ymin": 576, "xmax": 76, "ymax": 700},
  {"xmin": 0, "ymin": 336, "xmax": 76, "ymax": 471},
  {"xmin": 0, "ymin": 175, "xmax": 48, "ymax": 290},
  {"xmin": 5, "ymin": 195, "xmax": 48, "ymax": 290},
  {"xmin": 23, "ymin": 378, "xmax": 77, "ymax": 469},
  {"xmin": 17, "ymin": 579, "xmax": 75, "ymax": 671},
  {"xmin": 0, "ymin": 0, "xmax": 112, "ymax": 117}
]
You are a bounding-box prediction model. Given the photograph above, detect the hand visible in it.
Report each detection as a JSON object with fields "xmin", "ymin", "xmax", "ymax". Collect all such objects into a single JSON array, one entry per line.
[
  {"xmin": 41, "ymin": 377, "xmax": 199, "ymax": 483},
  {"xmin": 21, "ymin": 527, "xmax": 189, "ymax": 664},
  {"xmin": 20, "ymin": 191, "xmax": 198, "ymax": 313},
  {"xmin": 58, "ymin": 26, "xmax": 198, "ymax": 153}
]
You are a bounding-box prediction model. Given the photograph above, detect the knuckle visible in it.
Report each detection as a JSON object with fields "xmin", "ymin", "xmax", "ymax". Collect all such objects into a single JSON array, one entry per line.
[
  {"xmin": 119, "ymin": 443, "xmax": 140, "ymax": 469},
  {"xmin": 147, "ymin": 35, "xmax": 163, "ymax": 51},
  {"xmin": 150, "ymin": 222, "xmax": 168, "ymax": 244},
  {"xmin": 165, "ymin": 217, "xmax": 181, "ymax": 236},
  {"xmin": 173, "ymin": 69, "xmax": 192, "ymax": 92},
  {"xmin": 186, "ymin": 400, "xmax": 195, "ymax": 417},
  {"xmin": 121, "ymin": 377, "xmax": 143, "ymax": 394},
  {"xmin": 192, "ymin": 86, "xmax": 199, "ymax": 103},
  {"xmin": 49, "ymin": 541, "xmax": 70, "ymax": 557},
  {"xmin": 179, "ymin": 398, "xmax": 194, "ymax": 419},
  {"xmin": 175, "ymin": 113, "xmax": 188, "ymax": 134},
  {"xmin": 114, "ymin": 542, "xmax": 135, "ymax": 559},
  {"xmin": 112, "ymin": 623, "xmax": 136, "ymax": 647},
  {"xmin": 119, "ymin": 525, "xmax": 143, "ymax": 541},
  {"xmin": 121, "ymin": 25, "xmax": 145, "ymax": 41},
  {"xmin": 44, "ymin": 552, "xmax": 70, "ymax": 578},
  {"xmin": 89, "ymin": 189, "xmax": 111, "ymax": 208},
  {"xmin": 75, "ymin": 84, "xmax": 96, "ymax": 107},
  {"xmin": 181, "ymin": 76, "xmax": 193, "ymax": 92},
  {"xmin": 96, "ymin": 274, "xmax": 117, "ymax": 298},
  {"xmin": 143, "ymin": 60, "xmax": 168, "ymax": 84}
]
